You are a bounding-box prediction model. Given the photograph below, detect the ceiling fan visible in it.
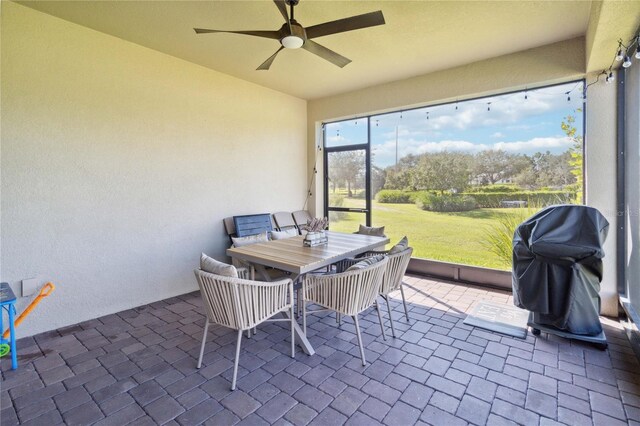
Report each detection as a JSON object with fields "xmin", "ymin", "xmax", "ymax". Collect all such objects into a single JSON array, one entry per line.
[{"xmin": 194, "ymin": 0, "xmax": 385, "ymax": 70}]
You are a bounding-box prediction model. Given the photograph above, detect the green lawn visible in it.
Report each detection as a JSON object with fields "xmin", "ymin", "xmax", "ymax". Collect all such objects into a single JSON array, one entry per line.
[{"xmin": 330, "ymin": 199, "xmax": 531, "ymax": 270}]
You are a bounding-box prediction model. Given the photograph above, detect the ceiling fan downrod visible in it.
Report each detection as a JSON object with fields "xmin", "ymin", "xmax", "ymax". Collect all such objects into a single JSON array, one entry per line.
[{"xmin": 286, "ymin": 0, "xmax": 299, "ymax": 21}]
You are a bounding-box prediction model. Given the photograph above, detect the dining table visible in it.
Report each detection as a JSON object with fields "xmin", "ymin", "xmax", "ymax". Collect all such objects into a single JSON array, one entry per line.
[{"xmin": 227, "ymin": 230, "xmax": 390, "ymax": 355}]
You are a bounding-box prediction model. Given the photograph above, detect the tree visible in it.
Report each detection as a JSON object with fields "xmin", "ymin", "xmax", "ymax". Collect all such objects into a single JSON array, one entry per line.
[
  {"xmin": 414, "ymin": 151, "xmax": 473, "ymax": 194},
  {"xmin": 329, "ymin": 151, "xmax": 365, "ymax": 196},
  {"xmin": 371, "ymin": 165, "xmax": 386, "ymax": 197},
  {"xmin": 562, "ymin": 114, "xmax": 584, "ymax": 202},
  {"xmin": 514, "ymin": 151, "xmax": 575, "ymax": 189},
  {"xmin": 383, "ymin": 154, "xmax": 419, "ymax": 190},
  {"xmin": 473, "ymin": 150, "xmax": 528, "ymax": 184}
]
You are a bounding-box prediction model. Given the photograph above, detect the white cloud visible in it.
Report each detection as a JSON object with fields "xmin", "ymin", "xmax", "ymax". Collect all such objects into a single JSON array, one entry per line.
[
  {"xmin": 493, "ymin": 136, "xmax": 573, "ymax": 152},
  {"xmin": 491, "ymin": 132, "xmax": 505, "ymax": 138},
  {"xmin": 370, "ymin": 82, "xmax": 582, "ymax": 134}
]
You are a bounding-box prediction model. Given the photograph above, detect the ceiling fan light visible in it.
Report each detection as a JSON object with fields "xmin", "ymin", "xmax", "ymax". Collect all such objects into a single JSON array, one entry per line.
[{"xmin": 281, "ymin": 35, "xmax": 304, "ymax": 49}]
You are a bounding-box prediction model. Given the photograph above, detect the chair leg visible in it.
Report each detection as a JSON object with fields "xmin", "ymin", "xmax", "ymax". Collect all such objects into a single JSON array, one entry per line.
[
  {"xmin": 231, "ymin": 330, "xmax": 242, "ymax": 391},
  {"xmin": 302, "ymin": 298, "xmax": 307, "ymax": 335},
  {"xmin": 385, "ymin": 295, "xmax": 396, "ymax": 338},
  {"xmin": 336, "ymin": 313, "xmax": 341, "ymax": 326},
  {"xmin": 353, "ymin": 315, "xmax": 366, "ymax": 366},
  {"xmin": 375, "ymin": 300, "xmax": 386, "ymax": 341},
  {"xmin": 246, "ymin": 329, "xmax": 251, "ymax": 338},
  {"xmin": 291, "ymin": 304, "xmax": 295, "ymax": 358},
  {"xmin": 197, "ymin": 320, "xmax": 209, "ymax": 369},
  {"xmin": 400, "ymin": 284, "xmax": 410, "ymax": 322}
]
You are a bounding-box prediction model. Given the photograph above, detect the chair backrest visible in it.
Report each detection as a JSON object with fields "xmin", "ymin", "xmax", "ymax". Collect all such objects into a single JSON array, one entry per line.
[
  {"xmin": 195, "ymin": 269, "xmax": 291, "ymax": 330},
  {"xmin": 234, "ymin": 214, "xmax": 273, "ymax": 237},
  {"xmin": 381, "ymin": 247, "xmax": 413, "ymax": 295},
  {"xmin": 223, "ymin": 214, "xmax": 275, "ymax": 242},
  {"xmin": 223, "ymin": 217, "xmax": 236, "ymax": 239},
  {"xmin": 273, "ymin": 212, "xmax": 298, "ymax": 233},
  {"xmin": 292, "ymin": 210, "xmax": 313, "ymax": 230},
  {"xmin": 304, "ymin": 257, "xmax": 388, "ymax": 316}
]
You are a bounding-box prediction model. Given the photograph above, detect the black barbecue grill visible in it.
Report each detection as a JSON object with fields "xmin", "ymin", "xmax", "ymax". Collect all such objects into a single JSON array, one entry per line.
[{"xmin": 512, "ymin": 204, "xmax": 609, "ymax": 349}]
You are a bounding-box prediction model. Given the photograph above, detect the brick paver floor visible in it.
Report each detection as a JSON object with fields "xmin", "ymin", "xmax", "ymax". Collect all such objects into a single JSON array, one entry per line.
[{"xmin": 2, "ymin": 275, "xmax": 640, "ymax": 425}]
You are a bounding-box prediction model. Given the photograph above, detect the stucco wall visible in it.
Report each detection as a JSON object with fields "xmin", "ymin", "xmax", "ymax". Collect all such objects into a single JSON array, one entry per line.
[
  {"xmin": 306, "ymin": 37, "xmax": 621, "ymax": 317},
  {"xmin": 1, "ymin": 2, "xmax": 307, "ymax": 337},
  {"xmin": 585, "ymin": 70, "xmax": 619, "ymax": 317}
]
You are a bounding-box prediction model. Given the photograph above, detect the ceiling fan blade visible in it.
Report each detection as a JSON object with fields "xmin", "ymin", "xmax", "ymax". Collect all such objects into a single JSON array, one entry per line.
[
  {"xmin": 302, "ymin": 40, "xmax": 351, "ymax": 68},
  {"xmin": 194, "ymin": 28, "xmax": 280, "ymax": 40},
  {"xmin": 305, "ymin": 11, "xmax": 385, "ymax": 39},
  {"xmin": 257, "ymin": 46, "xmax": 285, "ymax": 70},
  {"xmin": 273, "ymin": 0, "xmax": 292, "ymax": 32}
]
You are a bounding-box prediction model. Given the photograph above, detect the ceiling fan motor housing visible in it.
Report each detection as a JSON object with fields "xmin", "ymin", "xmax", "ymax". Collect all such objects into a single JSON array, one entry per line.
[{"xmin": 280, "ymin": 21, "xmax": 307, "ymax": 48}]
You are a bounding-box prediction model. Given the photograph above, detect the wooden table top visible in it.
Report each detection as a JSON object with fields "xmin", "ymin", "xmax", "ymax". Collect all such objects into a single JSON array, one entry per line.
[{"xmin": 227, "ymin": 231, "xmax": 390, "ymax": 275}]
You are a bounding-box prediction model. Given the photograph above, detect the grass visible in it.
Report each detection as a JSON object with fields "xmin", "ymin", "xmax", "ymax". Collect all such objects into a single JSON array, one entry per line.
[{"xmin": 330, "ymin": 199, "xmax": 537, "ymax": 271}]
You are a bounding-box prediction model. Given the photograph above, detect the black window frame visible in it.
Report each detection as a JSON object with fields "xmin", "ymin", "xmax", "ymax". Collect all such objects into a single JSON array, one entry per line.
[
  {"xmin": 323, "ymin": 118, "xmax": 372, "ymax": 226},
  {"xmin": 322, "ymin": 79, "xmax": 586, "ymax": 269}
]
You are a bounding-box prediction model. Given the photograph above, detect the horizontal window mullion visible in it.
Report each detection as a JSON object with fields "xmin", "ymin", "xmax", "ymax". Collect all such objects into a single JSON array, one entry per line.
[
  {"xmin": 324, "ymin": 144, "xmax": 367, "ymax": 153},
  {"xmin": 327, "ymin": 207, "xmax": 368, "ymax": 213}
]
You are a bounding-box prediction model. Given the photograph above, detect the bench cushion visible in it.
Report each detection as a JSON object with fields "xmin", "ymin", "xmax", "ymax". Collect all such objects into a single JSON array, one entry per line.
[
  {"xmin": 232, "ymin": 231, "xmax": 269, "ymax": 247},
  {"xmin": 271, "ymin": 228, "xmax": 298, "ymax": 240}
]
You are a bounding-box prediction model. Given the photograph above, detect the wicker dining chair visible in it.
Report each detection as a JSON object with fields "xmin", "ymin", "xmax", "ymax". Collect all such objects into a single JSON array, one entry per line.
[
  {"xmin": 194, "ymin": 270, "xmax": 295, "ymax": 390},
  {"xmin": 302, "ymin": 256, "xmax": 388, "ymax": 365},
  {"xmin": 337, "ymin": 247, "xmax": 413, "ymax": 338}
]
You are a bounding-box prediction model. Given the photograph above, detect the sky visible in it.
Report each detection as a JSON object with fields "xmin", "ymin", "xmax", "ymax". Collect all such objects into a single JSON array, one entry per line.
[{"xmin": 325, "ymin": 81, "xmax": 584, "ymax": 168}]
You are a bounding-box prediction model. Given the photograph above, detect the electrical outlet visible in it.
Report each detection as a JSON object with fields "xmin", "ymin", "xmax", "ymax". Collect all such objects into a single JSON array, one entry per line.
[{"xmin": 22, "ymin": 278, "xmax": 39, "ymax": 297}]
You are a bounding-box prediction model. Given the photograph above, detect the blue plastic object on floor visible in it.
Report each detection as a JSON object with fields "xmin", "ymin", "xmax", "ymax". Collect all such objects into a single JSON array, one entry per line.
[{"xmin": 0, "ymin": 282, "xmax": 18, "ymax": 369}]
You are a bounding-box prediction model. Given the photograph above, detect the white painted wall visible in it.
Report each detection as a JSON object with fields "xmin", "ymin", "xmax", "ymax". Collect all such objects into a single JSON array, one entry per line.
[
  {"xmin": 585, "ymin": 71, "xmax": 619, "ymax": 316},
  {"xmin": 1, "ymin": 2, "xmax": 307, "ymax": 337},
  {"xmin": 307, "ymin": 38, "xmax": 621, "ymax": 316}
]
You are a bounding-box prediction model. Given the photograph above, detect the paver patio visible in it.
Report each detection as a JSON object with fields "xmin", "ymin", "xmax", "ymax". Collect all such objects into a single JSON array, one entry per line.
[{"xmin": 1, "ymin": 275, "xmax": 639, "ymax": 425}]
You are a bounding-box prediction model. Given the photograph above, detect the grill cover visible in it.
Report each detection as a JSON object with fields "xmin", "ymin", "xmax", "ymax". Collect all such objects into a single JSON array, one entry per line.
[{"xmin": 512, "ymin": 205, "xmax": 609, "ymax": 335}]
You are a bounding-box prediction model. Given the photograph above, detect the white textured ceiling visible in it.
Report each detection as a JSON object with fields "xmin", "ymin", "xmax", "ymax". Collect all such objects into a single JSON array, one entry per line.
[{"xmin": 17, "ymin": 0, "xmax": 592, "ymax": 100}]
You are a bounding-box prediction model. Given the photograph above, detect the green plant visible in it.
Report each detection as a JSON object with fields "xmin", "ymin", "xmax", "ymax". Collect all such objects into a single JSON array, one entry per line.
[
  {"xmin": 460, "ymin": 191, "xmax": 575, "ymax": 208},
  {"xmin": 481, "ymin": 206, "xmax": 536, "ymax": 264},
  {"xmin": 416, "ymin": 193, "xmax": 477, "ymax": 212},
  {"xmin": 466, "ymin": 184, "xmax": 521, "ymax": 193},
  {"xmin": 562, "ymin": 114, "xmax": 584, "ymax": 203},
  {"xmin": 328, "ymin": 194, "xmax": 347, "ymax": 220},
  {"xmin": 376, "ymin": 190, "xmax": 417, "ymax": 204}
]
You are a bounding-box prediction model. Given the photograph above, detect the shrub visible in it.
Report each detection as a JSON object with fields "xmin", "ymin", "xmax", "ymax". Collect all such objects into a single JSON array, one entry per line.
[
  {"xmin": 466, "ymin": 185, "xmax": 521, "ymax": 193},
  {"xmin": 376, "ymin": 190, "xmax": 417, "ymax": 204},
  {"xmin": 328, "ymin": 194, "xmax": 347, "ymax": 220},
  {"xmin": 416, "ymin": 193, "xmax": 477, "ymax": 212},
  {"xmin": 481, "ymin": 207, "xmax": 535, "ymax": 264},
  {"xmin": 460, "ymin": 191, "xmax": 574, "ymax": 208}
]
